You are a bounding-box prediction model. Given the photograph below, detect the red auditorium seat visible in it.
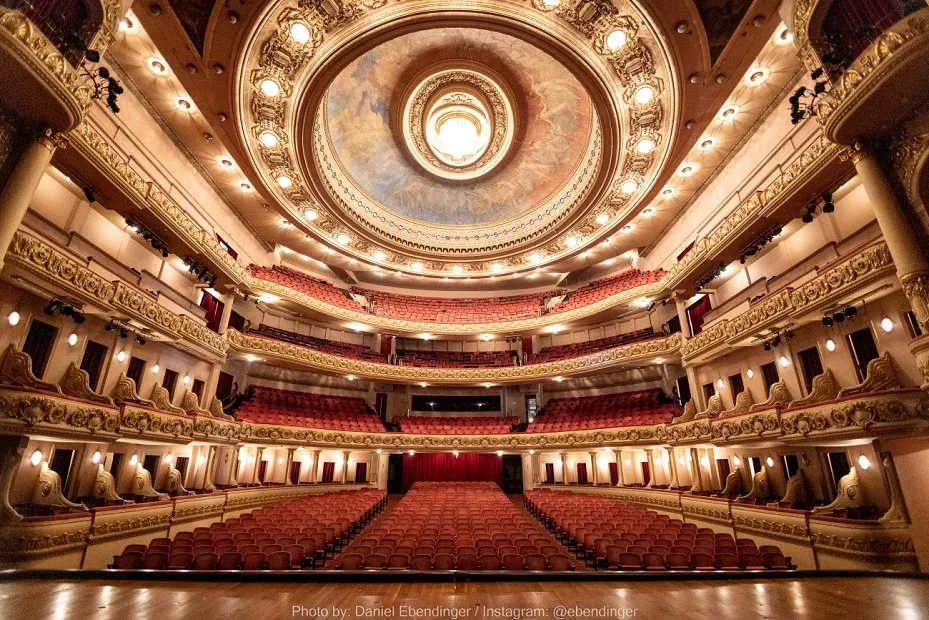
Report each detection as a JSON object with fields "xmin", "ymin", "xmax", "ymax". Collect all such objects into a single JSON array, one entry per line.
[
  {"xmin": 338, "ymin": 553, "xmax": 365, "ymax": 570},
  {"xmin": 236, "ymin": 386, "xmax": 386, "ymax": 433},
  {"xmin": 527, "ymin": 328, "xmax": 659, "ymax": 364},
  {"xmin": 399, "ymin": 416, "xmax": 515, "ymax": 435},
  {"xmin": 527, "ymin": 388, "xmax": 681, "ymax": 432}
]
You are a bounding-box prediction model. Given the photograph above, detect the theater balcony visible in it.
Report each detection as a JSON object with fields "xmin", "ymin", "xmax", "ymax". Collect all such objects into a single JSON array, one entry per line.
[
  {"xmin": 793, "ymin": 0, "xmax": 929, "ymax": 145},
  {"xmin": 0, "ymin": 0, "xmax": 120, "ymax": 133}
]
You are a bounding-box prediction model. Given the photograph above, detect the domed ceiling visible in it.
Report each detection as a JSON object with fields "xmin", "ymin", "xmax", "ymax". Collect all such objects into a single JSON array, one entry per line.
[{"xmin": 318, "ymin": 28, "xmax": 598, "ymax": 242}]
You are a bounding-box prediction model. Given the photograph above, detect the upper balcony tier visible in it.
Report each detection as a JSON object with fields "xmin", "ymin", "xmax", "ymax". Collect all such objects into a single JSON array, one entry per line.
[
  {"xmin": 794, "ymin": 0, "xmax": 929, "ymax": 144},
  {"xmin": 0, "ymin": 1, "xmax": 119, "ymax": 132}
]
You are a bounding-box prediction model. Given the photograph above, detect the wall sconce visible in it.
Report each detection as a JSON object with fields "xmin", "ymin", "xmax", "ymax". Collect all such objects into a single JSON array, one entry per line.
[
  {"xmin": 408, "ymin": 450, "xmax": 415, "ymax": 456},
  {"xmin": 881, "ymin": 318, "xmax": 894, "ymax": 333},
  {"xmin": 858, "ymin": 455, "xmax": 871, "ymax": 470},
  {"xmin": 248, "ymin": 456, "xmax": 255, "ymax": 464},
  {"xmin": 699, "ymin": 456, "xmax": 709, "ymax": 467},
  {"xmin": 766, "ymin": 456, "xmax": 775, "ymax": 467},
  {"xmin": 30, "ymin": 450, "xmax": 43, "ymax": 466},
  {"xmin": 779, "ymin": 355, "xmax": 790, "ymax": 367},
  {"xmin": 278, "ymin": 457, "xmax": 284, "ymax": 465},
  {"xmin": 183, "ymin": 375, "xmax": 190, "ymax": 385},
  {"xmin": 733, "ymin": 456, "xmax": 741, "ymax": 466},
  {"xmin": 117, "ymin": 351, "xmax": 126, "ymax": 363},
  {"xmin": 826, "ymin": 339, "xmax": 836, "ymax": 352},
  {"xmin": 164, "ymin": 454, "xmax": 173, "ymax": 464},
  {"xmin": 8, "ymin": 311, "xmax": 21, "ymax": 326},
  {"xmin": 452, "ymin": 450, "xmax": 459, "ymax": 457},
  {"xmin": 717, "ymin": 378, "xmax": 724, "ymax": 389},
  {"xmin": 91, "ymin": 450, "xmax": 101, "ymax": 464},
  {"xmin": 197, "ymin": 455, "xmax": 207, "ymax": 466},
  {"xmin": 129, "ymin": 453, "xmax": 138, "ymax": 465},
  {"xmin": 375, "ymin": 449, "xmax": 382, "ymax": 454},
  {"xmin": 747, "ymin": 369, "xmax": 754, "ymax": 379},
  {"xmin": 152, "ymin": 364, "xmax": 160, "ymax": 374},
  {"xmin": 497, "ymin": 450, "xmax": 504, "ymax": 457},
  {"xmin": 334, "ymin": 457, "xmax": 344, "ymax": 467},
  {"xmin": 528, "ymin": 450, "xmax": 535, "ymax": 455},
  {"xmin": 624, "ymin": 458, "xmax": 631, "ymax": 465},
  {"xmin": 68, "ymin": 333, "xmax": 78, "ymax": 346},
  {"xmin": 677, "ymin": 456, "xmax": 684, "ymax": 465}
]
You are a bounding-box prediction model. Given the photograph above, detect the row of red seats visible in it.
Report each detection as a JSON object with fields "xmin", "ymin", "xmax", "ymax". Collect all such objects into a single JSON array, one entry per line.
[
  {"xmin": 525, "ymin": 489, "xmax": 793, "ymax": 571},
  {"xmin": 247, "ymin": 264, "xmax": 664, "ymax": 324},
  {"xmin": 248, "ymin": 265, "xmax": 362, "ymax": 311},
  {"xmin": 396, "ymin": 349, "xmax": 518, "ymax": 368},
  {"xmin": 237, "ymin": 386, "xmax": 385, "ymax": 432},
  {"xmin": 528, "ymin": 389, "xmax": 680, "ymax": 432},
  {"xmin": 252, "ymin": 325, "xmax": 387, "ymax": 363},
  {"xmin": 111, "ymin": 489, "xmax": 386, "ymax": 570},
  {"xmin": 398, "ymin": 416, "xmax": 515, "ymax": 435},
  {"xmin": 335, "ymin": 482, "xmax": 575, "ymax": 571},
  {"xmin": 528, "ymin": 328, "xmax": 658, "ymax": 364}
]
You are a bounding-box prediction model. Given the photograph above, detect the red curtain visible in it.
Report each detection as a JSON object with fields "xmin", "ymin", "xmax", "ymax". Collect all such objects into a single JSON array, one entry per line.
[
  {"xmin": 522, "ymin": 337, "xmax": 533, "ymax": 358},
  {"xmin": 354, "ymin": 462, "xmax": 368, "ymax": 483},
  {"xmin": 609, "ymin": 462, "xmax": 619, "ymax": 485},
  {"xmin": 401, "ymin": 453, "xmax": 503, "ymax": 492},
  {"xmin": 380, "ymin": 335, "xmax": 393, "ymax": 356},
  {"xmin": 321, "ymin": 462, "xmax": 335, "ymax": 483},
  {"xmin": 576, "ymin": 463, "xmax": 587, "ymax": 485},
  {"xmin": 200, "ymin": 291, "xmax": 224, "ymax": 333},
  {"xmin": 687, "ymin": 295, "xmax": 712, "ymax": 336}
]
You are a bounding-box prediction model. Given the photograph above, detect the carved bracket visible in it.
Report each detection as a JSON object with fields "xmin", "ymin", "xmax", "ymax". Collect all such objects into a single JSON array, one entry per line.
[
  {"xmin": 789, "ymin": 369, "xmax": 840, "ymax": 408},
  {"xmin": 0, "ymin": 344, "xmax": 61, "ymax": 393},
  {"xmin": 750, "ymin": 380, "xmax": 792, "ymax": 411},
  {"xmin": 59, "ymin": 363, "xmax": 114, "ymax": 405},
  {"xmin": 838, "ymin": 352, "xmax": 901, "ymax": 397},
  {"xmin": 814, "ymin": 466, "xmax": 864, "ymax": 513},
  {"xmin": 149, "ymin": 384, "xmax": 186, "ymax": 415},
  {"xmin": 32, "ymin": 463, "xmax": 87, "ymax": 511}
]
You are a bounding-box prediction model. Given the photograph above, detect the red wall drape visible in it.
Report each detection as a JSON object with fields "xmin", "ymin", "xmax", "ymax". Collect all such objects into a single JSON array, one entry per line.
[
  {"xmin": 199, "ymin": 292, "xmax": 224, "ymax": 333},
  {"xmin": 687, "ymin": 295, "xmax": 712, "ymax": 336},
  {"xmin": 401, "ymin": 453, "xmax": 503, "ymax": 492}
]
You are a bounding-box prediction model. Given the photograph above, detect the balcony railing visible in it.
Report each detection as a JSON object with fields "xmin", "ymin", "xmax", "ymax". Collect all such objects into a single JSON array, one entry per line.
[{"xmin": 0, "ymin": 0, "xmax": 97, "ymax": 66}]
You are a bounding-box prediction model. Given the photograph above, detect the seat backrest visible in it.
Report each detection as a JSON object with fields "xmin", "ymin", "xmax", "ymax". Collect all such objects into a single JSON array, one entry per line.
[
  {"xmin": 363, "ymin": 554, "xmax": 388, "ymax": 569},
  {"xmin": 433, "ymin": 553, "xmax": 456, "ymax": 570},
  {"xmin": 501, "ymin": 554, "xmax": 524, "ymax": 571},
  {"xmin": 267, "ymin": 551, "xmax": 292, "ymax": 570},
  {"xmin": 618, "ymin": 553, "xmax": 642, "ymax": 567},
  {"xmin": 716, "ymin": 553, "xmax": 739, "ymax": 568},
  {"xmin": 525, "ymin": 554, "xmax": 547, "ymax": 571},
  {"xmin": 141, "ymin": 552, "xmax": 168, "ymax": 570},
  {"xmin": 167, "ymin": 553, "xmax": 193, "ymax": 569},
  {"xmin": 217, "ymin": 552, "xmax": 243, "ymax": 570},
  {"xmin": 192, "ymin": 552, "xmax": 218, "ymax": 570},
  {"xmin": 387, "ymin": 554, "xmax": 410, "ymax": 569},
  {"xmin": 664, "ymin": 553, "xmax": 689, "ymax": 568},
  {"xmin": 242, "ymin": 552, "xmax": 267, "ymax": 570},
  {"xmin": 690, "ymin": 553, "xmax": 715, "ymax": 568},
  {"xmin": 410, "ymin": 554, "xmax": 433, "ymax": 570},
  {"xmin": 547, "ymin": 554, "xmax": 571, "ymax": 571},
  {"xmin": 456, "ymin": 554, "xmax": 479, "ymax": 570},
  {"xmin": 642, "ymin": 553, "xmax": 666, "ymax": 568},
  {"xmin": 339, "ymin": 553, "xmax": 365, "ymax": 570}
]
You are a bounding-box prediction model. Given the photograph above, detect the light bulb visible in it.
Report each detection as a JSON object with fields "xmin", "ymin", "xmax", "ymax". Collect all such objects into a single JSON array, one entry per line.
[
  {"xmin": 68, "ymin": 333, "xmax": 78, "ymax": 346},
  {"xmin": 596, "ymin": 213, "xmax": 609, "ymax": 225},
  {"xmin": 92, "ymin": 450, "xmax": 101, "ymax": 464},
  {"xmin": 290, "ymin": 22, "xmax": 311, "ymax": 44},
  {"xmin": 260, "ymin": 79, "xmax": 281, "ymax": 97},
  {"xmin": 634, "ymin": 85, "xmax": 655, "ymax": 104},
  {"xmin": 881, "ymin": 317, "xmax": 894, "ymax": 332},
  {"xmin": 8, "ymin": 311, "xmax": 20, "ymax": 326},
  {"xmin": 152, "ymin": 364, "xmax": 160, "ymax": 374},
  {"xmin": 733, "ymin": 456, "xmax": 741, "ymax": 466},
  {"xmin": 259, "ymin": 131, "xmax": 279, "ymax": 148},
  {"xmin": 858, "ymin": 455, "xmax": 871, "ymax": 470},
  {"xmin": 766, "ymin": 456, "xmax": 775, "ymax": 468},
  {"xmin": 30, "ymin": 450, "xmax": 43, "ymax": 466},
  {"xmin": 277, "ymin": 175, "xmax": 293, "ymax": 189},
  {"xmin": 779, "ymin": 356, "xmax": 789, "ymax": 367},
  {"xmin": 826, "ymin": 339, "xmax": 836, "ymax": 352},
  {"xmin": 747, "ymin": 369, "xmax": 754, "ymax": 379},
  {"xmin": 636, "ymin": 137, "xmax": 656, "ymax": 154}
]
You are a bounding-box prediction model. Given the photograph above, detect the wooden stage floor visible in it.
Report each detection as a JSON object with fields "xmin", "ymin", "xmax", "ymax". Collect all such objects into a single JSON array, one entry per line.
[{"xmin": 1, "ymin": 576, "xmax": 927, "ymax": 620}]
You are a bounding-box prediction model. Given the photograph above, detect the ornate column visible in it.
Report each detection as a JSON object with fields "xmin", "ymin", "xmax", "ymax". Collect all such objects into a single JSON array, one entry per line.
[
  {"xmin": 252, "ymin": 447, "xmax": 265, "ymax": 485},
  {"xmin": 227, "ymin": 447, "xmax": 239, "ymax": 487},
  {"xmin": 532, "ymin": 453, "xmax": 541, "ymax": 485},
  {"xmin": 341, "ymin": 450, "xmax": 350, "ymax": 483},
  {"xmin": 668, "ymin": 448, "xmax": 681, "ymax": 488},
  {"xmin": 202, "ymin": 446, "xmax": 217, "ymax": 491},
  {"xmin": 646, "ymin": 449, "xmax": 657, "ymax": 487},
  {"xmin": 615, "ymin": 450, "xmax": 625, "ymax": 486},
  {"xmin": 588, "ymin": 451, "xmax": 598, "ymax": 485},
  {"xmin": 675, "ymin": 295, "xmax": 692, "ymax": 338},
  {"xmin": 284, "ymin": 448, "xmax": 296, "ymax": 485},
  {"xmin": 308, "ymin": 449, "xmax": 319, "ymax": 483},
  {"xmin": 218, "ymin": 293, "xmax": 235, "ymax": 333},
  {"xmin": 689, "ymin": 448, "xmax": 702, "ymax": 493},
  {"xmin": 0, "ymin": 131, "xmax": 59, "ymax": 270},
  {"xmin": 560, "ymin": 452, "xmax": 568, "ymax": 484},
  {"xmin": 0, "ymin": 435, "xmax": 28, "ymax": 522}
]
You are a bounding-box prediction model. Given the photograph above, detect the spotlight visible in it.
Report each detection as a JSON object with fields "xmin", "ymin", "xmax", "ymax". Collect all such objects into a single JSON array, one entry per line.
[
  {"xmin": 833, "ymin": 312, "xmax": 845, "ymax": 324},
  {"xmin": 136, "ymin": 335, "xmax": 146, "ymax": 345},
  {"xmin": 844, "ymin": 306, "xmax": 857, "ymax": 318},
  {"xmin": 119, "ymin": 329, "xmax": 129, "ymax": 339},
  {"xmin": 83, "ymin": 186, "xmax": 97, "ymax": 203},
  {"xmin": 822, "ymin": 192, "xmax": 835, "ymax": 213},
  {"xmin": 763, "ymin": 342, "xmax": 772, "ymax": 351},
  {"xmin": 43, "ymin": 300, "xmax": 61, "ymax": 315},
  {"xmin": 771, "ymin": 336, "xmax": 781, "ymax": 347},
  {"xmin": 822, "ymin": 316, "xmax": 834, "ymax": 327},
  {"xmin": 801, "ymin": 212, "xmax": 814, "ymax": 224},
  {"xmin": 104, "ymin": 324, "xmax": 115, "ymax": 331},
  {"xmin": 73, "ymin": 312, "xmax": 86, "ymax": 324}
]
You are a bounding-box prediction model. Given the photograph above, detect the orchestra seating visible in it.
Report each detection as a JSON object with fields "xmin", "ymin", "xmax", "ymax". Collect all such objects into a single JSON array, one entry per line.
[
  {"xmin": 398, "ymin": 416, "xmax": 515, "ymax": 435},
  {"xmin": 335, "ymin": 482, "xmax": 575, "ymax": 571},
  {"xmin": 551, "ymin": 270, "xmax": 664, "ymax": 313},
  {"xmin": 396, "ymin": 349, "xmax": 518, "ymax": 368},
  {"xmin": 525, "ymin": 489, "xmax": 794, "ymax": 571},
  {"xmin": 236, "ymin": 386, "xmax": 385, "ymax": 432},
  {"xmin": 528, "ymin": 329, "xmax": 658, "ymax": 364},
  {"xmin": 528, "ymin": 389, "xmax": 680, "ymax": 432},
  {"xmin": 248, "ymin": 265, "xmax": 362, "ymax": 312},
  {"xmin": 247, "ymin": 266, "xmax": 664, "ymax": 323},
  {"xmin": 111, "ymin": 489, "xmax": 386, "ymax": 570},
  {"xmin": 253, "ymin": 325, "xmax": 387, "ymax": 363}
]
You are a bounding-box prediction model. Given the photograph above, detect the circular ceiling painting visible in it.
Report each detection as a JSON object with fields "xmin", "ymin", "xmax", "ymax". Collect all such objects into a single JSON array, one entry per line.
[{"xmin": 316, "ymin": 27, "xmax": 600, "ymax": 243}]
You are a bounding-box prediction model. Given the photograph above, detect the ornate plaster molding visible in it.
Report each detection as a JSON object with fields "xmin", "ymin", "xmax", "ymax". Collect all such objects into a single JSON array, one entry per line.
[
  {"xmin": 59, "ymin": 362, "xmax": 114, "ymax": 406},
  {"xmin": 92, "ymin": 464, "xmax": 124, "ymax": 503},
  {"xmin": 0, "ymin": 344, "xmax": 61, "ymax": 394},
  {"xmin": 32, "ymin": 462, "xmax": 87, "ymax": 511},
  {"xmin": 788, "ymin": 369, "xmax": 841, "ymax": 408},
  {"xmin": 838, "ymin": 352, "xmax": 902, "ymax": 397},
  {"xmin": 750, "ymin": 380, "xmax": 792, "ymax": 411},
  {"xmin": 149, "ymin": 384, "xmax": 186, "ymax": 416}
]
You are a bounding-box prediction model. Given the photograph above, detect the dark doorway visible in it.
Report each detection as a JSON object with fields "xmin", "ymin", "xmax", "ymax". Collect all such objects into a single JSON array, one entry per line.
[
  {"xmin": 354, "ymin": 462, "xmax": 368, "ymax": 483},
  {"xmin": 175, "ymin": 456, "xmax": 189, "ymax": 479},
  {"xmin": 290, "ymin": 460, "xmax": 302, "ymax": 484},
  {"xmin": 142, "ymin": 454, "xmax": 159, "ymax": 479},
  {"xmin": 22, "ymin": 319, "xmax": 58, "ymax": 379},
  {"xmin": 609, "ymin": 462, "xmax": 619, "ymax": 485},
  {"xmin": 49, "ymin": 448, "xmax": 75, "ymax": 493},
  {"xmin": 717, "ymin": 458, "xmax": 731, "ymax": 482},
  {"xmin": 761, "ymin": 361, "xmax": 780, "ymax": 394},
  {"xmin": 321, "ymin": 461, "xmax": 335, "ymax": 484},
  {"xmin": 545, "ymin": 462, "xmax": 555, "ymax": 484},
  {"xmin": 79, "ymin": 340, "xmax": 108, "ymax": 391},
  {"xmin": 162, "ymin": 369, "xmax": 179, "ymax": 400},
  {"xmin": 798, "ymin": 347, "xmax": 824, "ymax": 393},
  {"xmin": 127, "ymin": 356, "xmax": 146, "ymax": 386},
  {"xmin": 827, "ymin": 451, "xmax": 852, "ymax": 492},
  {"xmin": 501, "ymin": 455, "xmax": 523, "ymax": 494},
  {"xmin": 847, "ymin": 327, "xmax": 880, "ymax": 381},
  {"xmin": 641, "ymin": 461, "xmax": 651, "ymax": 486},
  {"xmin": 257, "ymin": 460, "xmax": 268, "ymax": 483},
  {"xmin": 388, "ymin": 453, "xmax": 403, "ymax": 493},
  {"xmin": 576, "ymin": 463, "xmax": 587, "ymax": 485}
]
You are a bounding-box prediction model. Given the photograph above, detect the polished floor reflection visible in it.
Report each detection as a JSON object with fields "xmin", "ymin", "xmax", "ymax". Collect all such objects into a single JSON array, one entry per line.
[{"xmin": 1, "ymin": 577, "xmax": 928, "ymax": 620}]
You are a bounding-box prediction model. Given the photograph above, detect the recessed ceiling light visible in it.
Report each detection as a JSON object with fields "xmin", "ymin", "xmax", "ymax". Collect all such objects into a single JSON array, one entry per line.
[
  {"xmin": 259, "ymin": 131, "xmax": 279, "ymax": 148},
  {"xmin": 605, "ymin": 29, "xmax": 628, "ymax": 51},
  {"xmin": 565, "ymin": 236, "xmax": 578, "ymax": 247},
  {"xmin": 148, "ymin": 58, "xmax": 168, "ymax": 75},
  {"xmin": 290, "ymin": 22, "xmax": 311, "ymax": 44},
  {"xmin": 480, "ymin": 334, "xmax": 494, "ymax": 341},
  {"xmin": 746, "ymin": 67, "xmax": 769, "ymax": 85},
  {"xmin": 620, "ymin": 179, "xmax": 638, "ymax": 194},
  {"xmin": 633, "ymin": 85, "xmax": 655, "ymax": 104},
  {"xmin": 720, "ymin": 106, "xmax": 739, "ymax": 120},
  {"xmin": 491, "ymin": 262, "xmax": 504, "ymax": 272},
  {"xmin": 622, "ymin": 224, "xmax": 634, "ymax": 233},
  {"xmin": 596, "ymin": 213, "xmax": 609, "ymax": 225},
  {"xmin": 304, "ymin": 209, "xmax": 317, "ymax": 221},
  {"xmin": 219, "ymin": 158, "xmax": 234, "ymax": 169},
  {"xmin": 276, "ymin": 175, "xmax": 293, "ymax": 189},
  {"xmin": 176, "ymin": 98, "xmax": 193, "ymax": 111},
  {"xmin": 548, "ymin": 324, "xmax": 565, "ymax": 333},
  {"xmin": 642, "ymin": 207, "xmax": 653, "ymax": 216},
  {"xmin": 374, "ymin": 251, "xmax": 386, "ymax": 261},
  {"xmin": 542, "ymin": 0, "xmax": 561, "ymax": 6},
  {"xmin": 636, "ymin": 137, "xmax": 656, "ymax": 154},
  {"xmin": 662, "ymin": 188, "xmax": 674, "ymax": 198},
  {"xmin": 679, "ymin": 164, "xmax": 696, "ymax": 176},
  {"xmin": 410, "ymin": 262, "xmax": 423, "ymax": 271},
  {"xmin": 775, "ymin": 25, "xmax": 794, "ymax": 45},
  {"xmin": 239, "ymin": 182, "xmax": 251, "ymax": 191},
  {"xmin": 451, "ymin": 265, "xmax": 463, "ymax": 275},
  {"xmin": 337, "ymin": 233, "xmax": 350, "ymax": 244},
  {"xmin": 529, "ymin": 253, "xmax": 543, "ymax": 264},
  {"xmin": 260, "ymin": 79, "xmax": 281, "ymax": 97}
]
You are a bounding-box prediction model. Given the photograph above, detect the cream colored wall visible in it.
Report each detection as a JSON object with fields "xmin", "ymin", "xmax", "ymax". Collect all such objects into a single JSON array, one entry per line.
[{"xmin": 883, "ymin": 436, "xmax": 929, "ymax": 571}]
